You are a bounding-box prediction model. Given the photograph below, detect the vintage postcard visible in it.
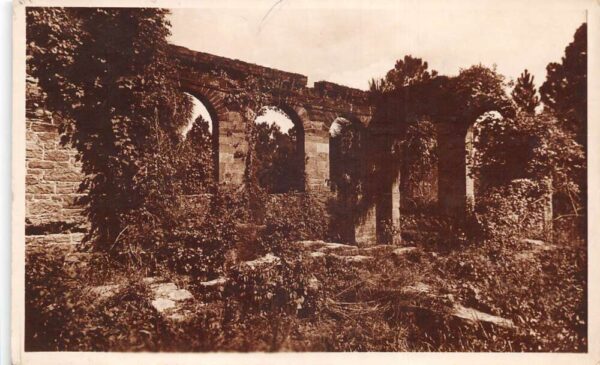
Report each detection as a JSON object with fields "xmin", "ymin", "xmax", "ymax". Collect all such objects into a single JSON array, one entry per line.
[{"xmin": 11, "ymin": 0, "xmax": 600, "ymax": 364}]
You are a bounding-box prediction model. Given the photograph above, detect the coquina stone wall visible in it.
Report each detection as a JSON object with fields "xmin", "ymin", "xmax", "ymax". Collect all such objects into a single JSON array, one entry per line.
[{"xmin": 25, "ymin": 77, "xmax": 86, "ymax": 232}]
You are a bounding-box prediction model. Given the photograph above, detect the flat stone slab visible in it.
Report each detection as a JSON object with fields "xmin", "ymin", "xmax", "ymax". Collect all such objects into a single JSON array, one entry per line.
[
  {"xmin": 451, "ymin": 304, "xmax": 516, "ymax": 329},
  {"xmin": 199, "ymin": 277, "xmax": 228, "ymax": 287},
  {"xmin": 295, "ymin": 240, "xmax": 327, "ymax": 248},
  {"xmin": 168, "ymin": 289, "xmax": 194, "ymax": 301},
  {"xmin": 319, "ymin": 242, "xmax": 358, "ymax": 252},
  {"xmin": 359, "ymin": 245, "xmax": 393, "ymax": 254},
  {"xmin": 521, "ymin": 238, "xmax": 555, "ymax": 250},
  {"xmin": 402, "ymin": 282, "xmax": 431, "ymax": 295},
  {"xmin": 145, "ymin": 278, "xmax": 194, "ymax": 321},
  {"xmin": 393, "ymin": 247, "xmax": 417, "ymax": 256},
  {"xmin": 330, "ymin": 254, "xmax": 372, "ymax": 263},
  {"xmin": 241, "ymin": 253, "xmax": 281, "ymax": 270},
  {"xmin": 151, "ymin": 298, "xmax": 176, "ymax": 312},
  {"xmin": 150, "ymin": 282, "xmax": 178, "ymax": 296}
]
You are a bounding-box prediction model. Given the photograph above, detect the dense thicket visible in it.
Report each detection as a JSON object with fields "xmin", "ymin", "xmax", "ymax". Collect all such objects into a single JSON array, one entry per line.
[{"xmin": 27, "ymin": 8, "xmax": 194, "ymax": 253}]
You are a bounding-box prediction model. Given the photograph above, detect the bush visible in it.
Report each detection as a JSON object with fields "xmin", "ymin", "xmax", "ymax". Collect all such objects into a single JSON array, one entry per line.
[
  {"xmin": 158, "ymin": 192, "xmax": 240, "ymax": 280},
  {"xmin": 263, "ymin": 193, "xmax": 329, "ymax": 244},
  {"xmin": 475, "ymin": 179, "xmax": 551, "ymax": 240}
]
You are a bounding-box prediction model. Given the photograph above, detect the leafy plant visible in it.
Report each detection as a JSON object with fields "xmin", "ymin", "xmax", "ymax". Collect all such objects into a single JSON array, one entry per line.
[{"xmin": 26, "ymin": 8, "xmax": 192, "ymax": 253}]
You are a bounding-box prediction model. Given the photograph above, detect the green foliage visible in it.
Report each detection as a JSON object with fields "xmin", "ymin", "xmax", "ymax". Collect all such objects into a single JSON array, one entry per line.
[
  {"xmin": 512, "ymin": 69, "xmax": 540, "ymax": 114},
  {"xmin": 264, "ymin": 193, "xmax": 329, "ymax": 243},
  {"xmin": 400, "ymin": 119, "xmax": 438, "ymax": 209},
  {"xmin": 26, "ymin": 8, "xmax": 192, "ymax": 252},
  {"xmin": 251, "ymin": 120, "xmax": 303, "ymax": 193},
  {"xmin": 436, "ymin": 238, "xmax": 587, "ymax": 351},
  {"xmin": 471, "ymin": 111, "xmax": 584, "ymax": 215},
  {"xmin": 161, "ymin": 193, "xmax": 239, "ymax": 280},
  {"xmin": 369, "ymin": 55, "xmax": 438, "ymax": 93},
  {"xmin": 451, "ymin": 64, "xmax": 516, "ymax": 121},
  {"xmin": 172, "ymin": 116, "xmax": 214, "ymax": 194},
  {"xmin": 475, "ymin": 179, "xmax": 550, "ymax": 240},
  {"xmin": 25, "ymin": 246, "xmax": 167, "ymax": 351},
  {"xmin": 329, "ymin": 119, "xmax": 365, "ymax": 195},
  {"xmin": 540, "ymin": 23, "xmax": 587, "ymax": 145}
]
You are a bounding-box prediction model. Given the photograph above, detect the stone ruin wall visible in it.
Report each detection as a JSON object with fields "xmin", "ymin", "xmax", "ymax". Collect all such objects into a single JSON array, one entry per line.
[
  {"xmin": 25, "ymin": 77, "xmax": 87, "ymax": 244},
  {"xmin": 25, "ymin": 78, "xmax": 85, "ymax": 228},
  {"xmin": 24, "ymin": 47, "xmax": 381, "ymax": 246},
  {"xmin": 29, "ymin": 46, "xmax": 546, "ymax": 247}
]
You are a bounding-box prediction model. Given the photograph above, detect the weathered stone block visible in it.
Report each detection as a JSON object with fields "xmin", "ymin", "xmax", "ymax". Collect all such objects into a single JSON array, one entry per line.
[
  {"xmin": 26, "ymin": 183, "xmax": 54, "ymax": 195},
  {"xmin": 44, "ymin": 169, "xmax": 82, "ymax": 182},
  {"xmin": 28, "ymin": 160, "xmax": 55, "ymax": 169},
  {"xmin": 31, "ymin": 123, "xmax": 58, "ymax": 133},
  {"xmin": 45, "ymin": 150, "xmax": 70, "ymax": 162}
]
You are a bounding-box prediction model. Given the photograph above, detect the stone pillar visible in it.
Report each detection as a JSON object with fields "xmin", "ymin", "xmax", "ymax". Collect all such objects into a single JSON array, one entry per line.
[
  {"xmin": 304, "ymin": 120, "xmax": 330, "ymax": 192},
  {"xmin": 218, "ymin": 111, "xmax": 248, "ymax": 186},
  {"xmin": 542, "ymin": 178, "xmax": 554, "ymax": 241},
  {"xmin": 391, "ymin": 171, "xmax": 401, "ymax": 244},
  {"xmin": 437, "ymin": 122, "xmax": 468, "ymax": 217},
  {"xmin": 355, "ymin": 203, "xmax": 377, "ymax": 246},
  {"xmin": 465, "ymin": 125, "xmax": 476, "ymax": 213},
  {"xmin": 369, "ymin": 134, "xmax": 401, "ymax": 244}
]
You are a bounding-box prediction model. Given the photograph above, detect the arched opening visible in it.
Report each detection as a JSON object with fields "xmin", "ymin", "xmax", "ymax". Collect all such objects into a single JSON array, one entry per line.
[
  {"xmin": 329, "ymin": 116, "xmax": 367, "ymax": 243},
  {"xmin": 178, "ymin": 92, "xmax": 220, "ymax": 190},
  {"xmin": 400, "ymin": 119, "xmax": 439, "ymax": 213},
  {"xmin": 329, "ymin": 117, "xmax": 366, "ymax": 193},
  {"xmin": 251, "ymin": 106, "xmax": 305, "ymax": 193}
]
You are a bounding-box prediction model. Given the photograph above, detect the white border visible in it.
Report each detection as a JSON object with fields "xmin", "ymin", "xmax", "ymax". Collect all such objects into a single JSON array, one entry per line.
[{"xmin": 11, "ymin": 0, "xmax": 600, "ymax": 364}]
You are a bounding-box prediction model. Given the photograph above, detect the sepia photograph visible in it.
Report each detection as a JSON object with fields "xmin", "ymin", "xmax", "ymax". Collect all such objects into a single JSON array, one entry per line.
[{"xmin": 10, "ymin": 0, "xmax": 598, "ymax": 361}]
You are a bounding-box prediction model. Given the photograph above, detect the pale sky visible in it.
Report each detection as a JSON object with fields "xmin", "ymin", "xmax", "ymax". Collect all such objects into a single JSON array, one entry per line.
[{"xmin": 169, "ymin": 0, "xmax": 587, "ymax": 129}]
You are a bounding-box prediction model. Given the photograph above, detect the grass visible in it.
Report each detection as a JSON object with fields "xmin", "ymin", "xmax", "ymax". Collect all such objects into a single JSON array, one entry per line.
[{"xmin": 24, "ymin": 223, "xmax": 587, "ymax": 352}]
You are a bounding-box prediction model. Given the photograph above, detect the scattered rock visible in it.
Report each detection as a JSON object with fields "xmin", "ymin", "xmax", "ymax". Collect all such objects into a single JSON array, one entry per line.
[
  {"xmin": 142, "ymin": 277, "xmax": 164, "ymax": 285},
  {"xmin": 150, "ymin": 282, "xmax": 178, "ymax": 296},
  {"xmin": 393, "ymin": 247, "xmax": 417, "ymax": 256},
  {"xmin": 199, "ymin": 277, "xmax": 228, "ymax": 287},
  {"xmin": 521, "ymin": 238, "xmax": 555, "ymax": 250},
  {"xmin": 330, "ymin": 254, "xmax": 372, "ymax": 263},
  {"xmin": 403, "ymin": 282, "xmax": 431, "ymax": 295},
  {"xmin": 319, "ymin": 242, "xmax": 358, "ymax": 252},
  {"xmin": 168, "ymin": 289, "xmax": 194, "ymax": 301},
  {"xmin": 451, "ymin": 304, "xmax": 516, "ymax": 329},
  {"xmin": 308, "ymin": 276, "xmax": 320, "ymax": 291},
  {"xmin": 145, "ymin": 278, "xmax": 194, "ymax": 321},
  {"xmin": 151, "ymin": 298, "xmax": 176, "ymax": 312},
  {"xmin": 89, "ymin": 284, "xmax": 121, "ymax": 301},
  {"xmin": 241, "ymin": 253, "xmax": 281, "ymax": 270}
]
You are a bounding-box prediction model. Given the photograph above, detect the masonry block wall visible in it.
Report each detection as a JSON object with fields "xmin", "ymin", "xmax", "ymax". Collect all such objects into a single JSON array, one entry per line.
[{"xmin": 25, "ymin": 78, "xmax": 85, "ymax": 231}]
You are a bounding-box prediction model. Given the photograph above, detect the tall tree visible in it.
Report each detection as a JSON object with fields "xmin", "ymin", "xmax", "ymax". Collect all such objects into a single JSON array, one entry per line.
[
  {"xmin": 27, "ymin": 8, "xmax": 192, "ymax": 252},
  {"xmin": 369, "ymin": 55, "xmax": 438, "ymax": 93},
  {"xmin": 540, "ymin": 23, "xmax": 587, "ymax": 144},
  {"xmin": 512, "ymin": 69, "xmax": 540, "ymax": 114}
]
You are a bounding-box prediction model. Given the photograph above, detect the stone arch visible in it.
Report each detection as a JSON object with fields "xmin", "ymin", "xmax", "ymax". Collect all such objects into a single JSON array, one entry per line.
[
  {"xmin": 251, "ymin": 105, "xmax": 306, "ymax": 192},
  {"xmin": 400, "ymin": 118, "xmax": 439, "ymax": 212},
  {"xmin": 182, "ymin": 87, "xmax": 228, "ymax": 184},
  {"xmin": 328, "ymin": 115, "xmax": 366, "ymax": 193}
]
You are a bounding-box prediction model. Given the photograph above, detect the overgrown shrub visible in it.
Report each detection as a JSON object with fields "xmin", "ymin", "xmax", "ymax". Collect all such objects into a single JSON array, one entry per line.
[
  {"xmin": 436, "ymin": 238, "xmax": 587, "ymax": 351},
  {"xmin": 158, "ymin": 192, "xmax": 240, "ymax": 280},
  {"xmin": 27, "ymin": 8, "xmax": 193, "ymax": 253},
  {"xmin": 475, "ymin": 179, "xmax": 551, "ymax": 240},
  {"xmin": 264, "ymin": 193, "xmax": 329, "ymax": 243},
  {"xmin": 25, "ymin": 246, "xmax": 168, "ymax": 351}
]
